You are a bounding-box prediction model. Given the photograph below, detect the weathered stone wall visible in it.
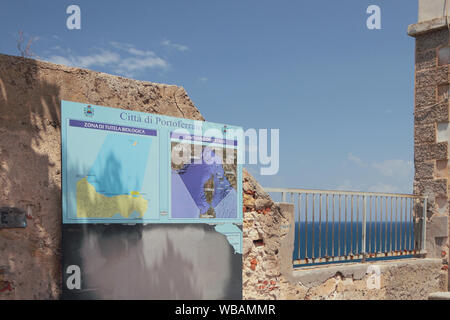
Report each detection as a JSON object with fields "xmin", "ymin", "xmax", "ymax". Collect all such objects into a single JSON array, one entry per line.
[
  {"xmin": 242, "ymin": 169, "xmax": 282, "ymax": 299},
  {"xmin": 408, "ymin": 21, "xmax": 450, "ymax": 285},
  {"xmin": 1, "ymin": 52, "xmax": 446, "ymax": 300},
  {"xmin": 0, "ymin": 54, "xmax": 203, "ymax": 299},
  {"xmin": 242, "ymin": 170, "xmax": 447, "ymax": 299}
]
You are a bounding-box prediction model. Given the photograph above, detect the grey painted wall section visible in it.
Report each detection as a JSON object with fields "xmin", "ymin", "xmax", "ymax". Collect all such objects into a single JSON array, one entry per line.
[
  {"xmin": 62, "ymin": 224, "xmax": 242, "ymax": 299},
  {"xmin": 0, "ymin": 53, "xmax": 212, "ymax": 299}
]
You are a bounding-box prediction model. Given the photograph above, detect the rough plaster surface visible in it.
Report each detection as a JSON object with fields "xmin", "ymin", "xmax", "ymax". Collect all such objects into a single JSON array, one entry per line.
[
  {"xmin": 0, "ymin": 54, "xmax": 203, "ymax": 299},
  {"xmin": 418, "ymin": 0, "xmax": 448, "ymax": 23},
  {"xmin": 242, "ymin": 171, "xmax": 447, "ymax": 300},
  {"xmin": 409, "ymin": 23, "xmax": 450, "ymax": 287}
]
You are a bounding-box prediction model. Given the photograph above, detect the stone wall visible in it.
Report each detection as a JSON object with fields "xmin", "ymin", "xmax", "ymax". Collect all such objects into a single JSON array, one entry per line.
[
  {"xmin": 408, "ymin": 20, "xmax": 450, "ymax": 285},
  {"xmin": 242, "ymin": 169, "xmax": 282, "ymax": 299},
  {"xmin": 242, "ymin": 170, "xmax": 448, "ymax": 299},
  {"xmin": 0, "ymin": 54, "xmax": 203, "ymax": 299},
  {"xmin": 1, "ymin": 52, "xmax": 447, "ymax": 300},
  {"xmin": 418, "ymin": 0, "xmax": 449, "ymax": 23}
]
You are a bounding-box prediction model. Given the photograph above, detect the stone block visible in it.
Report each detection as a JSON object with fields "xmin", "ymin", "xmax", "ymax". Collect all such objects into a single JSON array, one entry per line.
[
  {"xmin": 438, "ymin": 46, "xmax": 450, "ymax": 66},
  {"xmin": 437, "ymin": 83, "xmax": 449, "ymax": 98},
  {"xmin": 0, "ymin": 53, "xmax": 205, "ymax": 299},
  {"xmin": 415, "ymin": 124, "xmax": 436, "ymax": 143},
  {"xmin": 408, "ymin": 17, "xmax": 448, "ymax": 37},
  {"xmin": 415, "ymin": 161, "xmax": 435, "ymax": 180},
  {"xmin": 416, "ymin": 48, "xmax": 437, "ymax": 71},
  {"xmin": 414, "ymin": 142, "xmax": 448, "ymax": 162},
  {"xmin": 416, "ymin": 65, "xmax": 449, "ymax": 88},
  {"xmin": 429, "ymin": 292, "xmax": 450, "ymax": 300},
  {"xmin": 415, "ymin": 102, "xmax": 449, "ymax": 125},
  {"xmin": 243, "ymin": 193, "xmax": 256, "ymax": 208},
  {"xmin": 437, "ymin": 123, "xmax": 450, "ymax": 144},
  {"xmin": 414, "ymin": 178, "xmax": 448, "ymax": 197},
  {"xmin": 416, "ymin": 28, "xmax": 449, "ymax": 52},
  {"xmin": 243, "ymin": 238, "xmax": 253, "ymax": 256},
  {"xmin": 415, "ymin": 179, "xmax": 447, "ymax": 199},
  {"xmin": 435, "ymin": 160, "xmax": 450, "ymax": 179},
  {"xmin": 416, "ymin": 85, "xmax": 437, "ymax": 108}
]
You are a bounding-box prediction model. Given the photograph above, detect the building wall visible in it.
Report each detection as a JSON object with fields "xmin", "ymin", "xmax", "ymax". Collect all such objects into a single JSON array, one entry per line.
[
  {"xmin": 408, "ymin": 13, "xmax": 450, "ymax": 288},
  {"xmin": 0, "ymin": 54, "xmax": 203, "ymax": 299},
  {"xmin": 242, "ymin": 171, "xmax": 448, "ymax": 299}
]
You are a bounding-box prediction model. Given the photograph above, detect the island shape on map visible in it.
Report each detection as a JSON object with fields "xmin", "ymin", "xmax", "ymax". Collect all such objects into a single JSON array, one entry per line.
[
  {"xmin": 171, "ymin": 144, "xmax": 237, "ymax": 219},
  {"xmin": 76, "ymin": 177, "xmax": 148, "ymax": 218}
]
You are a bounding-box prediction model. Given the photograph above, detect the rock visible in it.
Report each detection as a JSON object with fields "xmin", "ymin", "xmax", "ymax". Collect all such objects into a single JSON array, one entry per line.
[
  {"xmin": 243, "ymin": 193, "xmax": 256, "ymax": 208},
  {"xmin": 255, "ymin": 198, "xmax": 273, "ymax": 211},
  {"xmin": 243, "ymin": 239, "xmax": 253, "ymax": 256}
]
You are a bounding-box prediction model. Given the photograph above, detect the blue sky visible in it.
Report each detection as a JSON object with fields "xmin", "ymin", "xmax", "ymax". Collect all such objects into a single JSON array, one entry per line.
[{"xmin": 0, "ymin": 0, "xmax": 418, "ymax": 193}]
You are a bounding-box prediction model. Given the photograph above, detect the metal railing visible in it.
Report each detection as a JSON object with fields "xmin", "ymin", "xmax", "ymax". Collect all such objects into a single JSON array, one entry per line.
[{"xmin": 265, "ymin": 188, "xmax": 427, "ymax": 266}]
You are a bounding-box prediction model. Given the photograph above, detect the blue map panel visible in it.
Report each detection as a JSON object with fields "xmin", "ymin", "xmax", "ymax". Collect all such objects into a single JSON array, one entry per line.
[{"xmin": 61, "ymin": 100, "xmax": 243, "ymax": 226}]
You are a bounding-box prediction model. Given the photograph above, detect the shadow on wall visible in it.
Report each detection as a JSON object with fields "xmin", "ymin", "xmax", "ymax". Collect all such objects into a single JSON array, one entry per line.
[{"xmin": 0, "ymin": 55, "xmax": 62, "ymax": 299}]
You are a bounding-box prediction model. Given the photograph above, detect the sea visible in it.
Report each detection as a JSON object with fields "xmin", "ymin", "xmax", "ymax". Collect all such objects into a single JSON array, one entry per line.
[{"xmin": 292, "ymin": 221, "xmax": 417, "ymax": 265}]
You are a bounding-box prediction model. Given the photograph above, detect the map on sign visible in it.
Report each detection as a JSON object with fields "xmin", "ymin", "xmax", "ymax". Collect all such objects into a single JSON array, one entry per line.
[
  {"xmin": 171, "ymin": 136, "xmax": 238, "ymax": 219},
  {"xmin": 63, "ymin": 118, "xmax": 160, "ymax": 223},
  {"xmin": 76, "ymin": 133, "xmax": 152, "ymax": 218},
  {"xmin": 61, "ymin": 100, "xmax": 243, "ymax": 224}
]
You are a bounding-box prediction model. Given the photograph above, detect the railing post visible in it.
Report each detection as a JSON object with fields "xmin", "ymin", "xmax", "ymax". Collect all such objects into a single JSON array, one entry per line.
[
  {"xmin": 282, "ymin": 192, "xmax": 286, "ymax": 203},
  {"xmin": 362, "ymin": 195, "xmax": 367, "ymax": 262},
  {"xmin": 421, "ymin": 197, "xmax": 427, "ymax": 255}
]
